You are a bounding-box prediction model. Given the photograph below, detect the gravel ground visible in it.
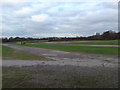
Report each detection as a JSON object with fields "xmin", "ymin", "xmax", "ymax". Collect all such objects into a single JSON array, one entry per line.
[
  {"xmin": 23, "ymin": 65, "xmax": 118, "ymax": 88},
  {"xmin": 2, "ymin": 44, "xmax": 119, "ymax": 88},
  {"xmin": 3, "ymin": 65, "xmax": 118, "ymax": 88},
  {"xmin": 2, "ymin": 44, "xmax": 118, "ymax": 68}
]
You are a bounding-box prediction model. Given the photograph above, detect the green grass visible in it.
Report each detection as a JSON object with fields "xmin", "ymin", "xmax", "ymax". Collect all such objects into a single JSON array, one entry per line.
[
  {"xmin": 20, "ymin": 44, "xmax": 119, "ymax": 55},
  {"xmin": 2, "ymin": 45, "xmax": 46, "ymax": 60},
  {"xmin": 60, "ymin": 40, "xmax": 119, "ymax": 45}
]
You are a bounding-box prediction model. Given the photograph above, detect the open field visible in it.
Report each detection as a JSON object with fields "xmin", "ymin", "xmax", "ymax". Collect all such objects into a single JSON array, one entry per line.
[
  {"xmin": 20, "ymin": 44, "xmax": 119, "ymax": 55},
  {"xmin": 3, "ymin": 40, "xmax": 119, "ymax": 45},
  {"xmin": 2, "ymin": 65, "xmax": 118, "ymax": 88},
  {"xmin": 2, "ymin": 45, "xmax": 47, "ymax": 60},
  {"xmin": 2, "ymin": 0, "xmax": 119, "ymax": 88},
  {"xmin": 2, "ymin": 43, "xmax": 119, "ymax": 88},
  {"xmin": 2, "ymin": 44, "xmax": 118, "ymax": 67},
  {"xmin": 55, "ymin": 40, "xmax": 119, "ymax": 45},
  {"xmin": 25, "ymin": 40, "xmax": 119, "ymax": 45}
]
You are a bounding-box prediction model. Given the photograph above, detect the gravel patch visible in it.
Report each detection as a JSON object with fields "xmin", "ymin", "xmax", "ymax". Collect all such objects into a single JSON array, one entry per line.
[{"xmin": 2, "ymin": 44, "xmax": 119, "ymax": 88}]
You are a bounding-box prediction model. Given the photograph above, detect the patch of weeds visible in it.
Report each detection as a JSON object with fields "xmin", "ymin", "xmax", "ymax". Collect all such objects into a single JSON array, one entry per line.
[
  {"xmin": 2, "ymin": 67, "xmax": 57, "ymax": 88},
  {"xmin": 67, "ymin": 75, "xmax": 111, "ymax": 88},
  {"xmin": 30, "ymin": 69, "xmax": 56, "ymax": 75},
  {"xmin": 38, "ymin": 70, "xmax": 56, "ymax": 74},
  {"xmin": 2, "ymin": 67, "xmax": 37, "ymax": 88}
]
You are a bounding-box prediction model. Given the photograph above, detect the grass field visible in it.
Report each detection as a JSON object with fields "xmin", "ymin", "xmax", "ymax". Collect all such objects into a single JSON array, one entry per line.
[
  {"xmin": 2, "ymin": 45, "xmax": 46, "ymax": 60},
  {"xmin": 58, "ymin": 40, "xmax": 119, "ymax": 45},
  {"xmin": 21, "ymin": 44, "xmax": 119, "ymax": 55}
]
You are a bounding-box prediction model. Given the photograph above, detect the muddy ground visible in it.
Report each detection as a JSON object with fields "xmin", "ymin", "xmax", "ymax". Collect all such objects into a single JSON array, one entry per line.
[
  {"xmin": 3, "ymin": 65, "xmax": 118, "ymax": 88},
  {"xmin": 2, "ymin": 44, "xmax": 119, "ymax": 88}
]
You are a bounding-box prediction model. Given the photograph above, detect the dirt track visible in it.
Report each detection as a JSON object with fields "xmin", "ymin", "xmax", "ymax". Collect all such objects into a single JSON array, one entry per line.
[
  {"xmin": 2, "ymin": 44, "xmax": 119, "ymax": 88},
  {"xmin": 2, "ymin": 44, "xmax": 118, "ymax": 67},
  {"xmin": 64, "ymin": 44, "xmax": 120, "ymax": 47}
]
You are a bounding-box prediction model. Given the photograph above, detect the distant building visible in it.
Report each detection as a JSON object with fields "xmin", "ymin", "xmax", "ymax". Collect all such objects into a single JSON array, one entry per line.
[{"xmin": 96, "ymin": 33, "xmax": 100, "ymax": 36}]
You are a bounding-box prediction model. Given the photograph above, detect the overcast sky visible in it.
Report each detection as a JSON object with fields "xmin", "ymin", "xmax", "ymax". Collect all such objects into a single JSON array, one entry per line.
[{"xmin": 1, "ymin": 0, "xmax": 118, "ymax": 38}]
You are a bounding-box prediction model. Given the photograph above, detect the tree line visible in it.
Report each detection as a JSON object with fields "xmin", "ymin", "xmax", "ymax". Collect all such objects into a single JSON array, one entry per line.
[{"xmin": 1, "ymin": 30, "xmax": 120, "ymax": 42}]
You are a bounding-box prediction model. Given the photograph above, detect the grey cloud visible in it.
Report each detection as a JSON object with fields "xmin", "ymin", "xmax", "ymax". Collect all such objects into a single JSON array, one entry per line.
[{"xmin": 2, "ymin": 1, "xmax": 118, "ymax": 37}]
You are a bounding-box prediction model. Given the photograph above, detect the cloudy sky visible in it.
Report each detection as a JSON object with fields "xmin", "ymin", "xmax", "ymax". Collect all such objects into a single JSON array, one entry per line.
[{"xmin": 1, "ymin": 0, "xmax": 118, "ymax": 38}]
